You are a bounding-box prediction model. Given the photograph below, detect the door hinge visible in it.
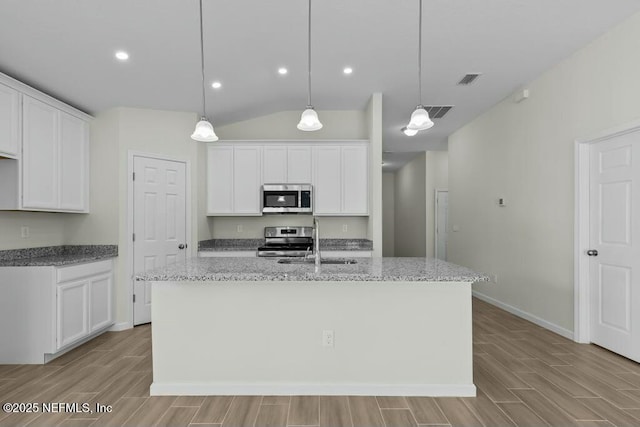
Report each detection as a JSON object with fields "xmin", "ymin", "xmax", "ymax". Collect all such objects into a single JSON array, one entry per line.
[
  {"xmin": 133, "ymin": 294, "xmax": 136, "ymax": 303},
  {"xmin": 133, "ymin": 172, "xmax": 136, "ymax": 181},
  {"xmin": 132, "ymin": 233, "xmax": 135, "ymax": 242}
]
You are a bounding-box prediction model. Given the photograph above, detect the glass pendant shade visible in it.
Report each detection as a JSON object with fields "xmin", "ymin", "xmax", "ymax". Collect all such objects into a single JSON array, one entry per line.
[
  {"xmin": 191, "ymin": 117, "xmax": 218, "ymax": 142},
  {"xmin": 297, "ymin": 108, "xmax": 323, "ymax": 131},
  {"xmin": 406, "ymin": 106, "xmax": 434, "ymax": 131},
  {"xmin": 401, "ymin": 126, "xmax": 419, "ymax": 136}
]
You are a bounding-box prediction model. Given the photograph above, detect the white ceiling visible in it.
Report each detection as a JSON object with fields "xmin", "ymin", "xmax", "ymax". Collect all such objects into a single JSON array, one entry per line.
[{"xmin": 1, "ymin": 0, "xmax": 639, "ymax": 169}]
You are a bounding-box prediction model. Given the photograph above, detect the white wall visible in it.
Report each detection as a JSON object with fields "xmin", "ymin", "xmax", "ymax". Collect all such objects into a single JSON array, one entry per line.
[
  {"xmin": 382, "ymin": 173, "xmax": 395, "ymax": 257},
  {"xmin": 68, "ymin": 107, "xmax": 201, "ymax": 326},
  {"xmin": 0, "ymin": 211, "xmax": 67, "ymax": 250},
  {"xmin": 394, "ymin": 153, "xmax": 426, "ymax": 257},
  {"xmin": 366, "ymin": 94, "xmax": 383, "ymax": 257},
  {"xmin": 425, "ymin": 151, "xmax": 448, "ymax": 258},
  {"xmin": 207, "ymin": 109, "xmax": 374, "ymax": 241},
  {"xmin": 448, "ymin": 10, "xmax": 640, "ymax": 333}
]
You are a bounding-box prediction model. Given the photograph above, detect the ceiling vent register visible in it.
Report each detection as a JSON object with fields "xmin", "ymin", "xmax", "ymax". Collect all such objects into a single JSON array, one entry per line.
[
  {"xmin": 424, "ymin": 105, "xmax": 453, "ymax": 119},
  {"xmin": 457, "ymin": 74, "xmax": 481, "ymax": 85}
]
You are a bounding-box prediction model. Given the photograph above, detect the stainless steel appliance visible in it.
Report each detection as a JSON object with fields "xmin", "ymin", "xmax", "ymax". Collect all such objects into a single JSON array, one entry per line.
[
  {"xmin": 262, "ymin": 184, "xmax": 312, "ymax": 214},
  {"xmin": 257, "ymin": 226, "xmax": 314, "ymax": 257}
]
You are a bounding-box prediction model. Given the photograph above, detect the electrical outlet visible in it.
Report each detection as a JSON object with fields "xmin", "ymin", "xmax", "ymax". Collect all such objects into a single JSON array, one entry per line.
[
  {"xmin": 322, "ymin": 330, "xmax": 334, "ymax": 347},
  {"xmin": 342, "ymin": 224, "xmax": 348, "ymax": 232},
  {"xmin": 492, "ymin": 274, "xmax": 499, "ymax": 284},
  {"xmin": 21, "ymin": 226, "xmax": 29, "ymax": 238},
  {"xmin": 236, "ymin": 225, "xmax": 243, "ymax": 233}
]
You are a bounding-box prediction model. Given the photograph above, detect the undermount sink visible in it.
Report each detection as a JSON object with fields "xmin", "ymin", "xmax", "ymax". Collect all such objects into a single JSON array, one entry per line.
[{"xmin": 277, "ymin": 258, "xmax": 357, "ymax": 265}]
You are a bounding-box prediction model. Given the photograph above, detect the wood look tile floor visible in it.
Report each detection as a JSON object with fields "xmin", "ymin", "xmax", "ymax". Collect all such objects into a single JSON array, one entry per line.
[{"xmin": 2, "ymin": 298, "xmax": 640, "ymax": 426}]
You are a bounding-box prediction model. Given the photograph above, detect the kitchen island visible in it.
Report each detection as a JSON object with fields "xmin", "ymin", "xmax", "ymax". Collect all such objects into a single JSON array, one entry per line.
[{"xmin": 138, "ymin": 257, "xmax": 488, "ymax": 397}]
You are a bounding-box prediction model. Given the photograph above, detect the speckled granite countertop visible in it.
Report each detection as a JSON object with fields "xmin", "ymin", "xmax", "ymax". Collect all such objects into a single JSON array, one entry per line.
[
  {"xmin": 0, "ymin": 245, "xmax": 118, "ymax": 267},
  {"xmin": 137, "ymin": 257, "xmax": 488, "ymax": 282},
  {"xmin": 198, "ymin": 238, "xmax": 373, "ymax": 252}
]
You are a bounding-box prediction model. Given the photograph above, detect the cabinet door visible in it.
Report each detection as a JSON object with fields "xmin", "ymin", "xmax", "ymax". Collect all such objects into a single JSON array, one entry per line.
[
  {"xmin": 207, "ymin": 146, "xmax": 234, "ymax": 214},
  {"xmin": 89, "ymin": 273, "xmax": 113, "ymax": 332},
  {"xmin": 0, "ymin": 83, "xmax": 20, "ymax": 158},
  {"xmin": 59, "ymin": 112, "xmax": 88, "ymax": 211},
  {"xmin": 312, "ymin": 146, "xmax": 342, "ymax": 215},
  {"xmin": 233, "ymin": 146, "xmax": 262, "ymax": 214},
  {"xmin": 342, "ymin": 145, "xmax": 369, "ymax": 215},
  {"xmin": 287, "ymin": 146, "xmax": 312, "ymax": 183},
  {"xmin": 22, "ymin": 96, "xmax": 58, "ymax": 209},
  {"xmin": 263, "ymin": 146, "xmax": 287, "ymax": 184},
  {"xmin": 56, "ymin": 280, "xmax": 89, "ymax": 350}
]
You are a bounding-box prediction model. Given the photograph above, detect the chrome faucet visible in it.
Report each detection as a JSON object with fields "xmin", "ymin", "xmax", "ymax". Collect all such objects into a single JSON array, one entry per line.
[{"xmin": 313, "ymin": 216, "xmax": 321, "ymax": 269}]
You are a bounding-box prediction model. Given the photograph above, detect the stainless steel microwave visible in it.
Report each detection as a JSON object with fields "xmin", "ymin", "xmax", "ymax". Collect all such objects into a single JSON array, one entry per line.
[{"xmin": 262, "ymin": 184, "xmax": 313, "ymax": 214}]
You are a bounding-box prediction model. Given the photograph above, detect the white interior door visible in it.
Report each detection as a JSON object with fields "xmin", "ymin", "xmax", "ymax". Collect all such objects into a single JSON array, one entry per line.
[
  {"xmin": 435, "ymin": 190, "xmax": 449, "ymax": 261},
  {"xmin": 133, "ymin": 156, "xmax": 187, "ymax": 325},
  {"xmin": 589, "ymin": 132, "xmax": 640, "ymax": 361}
]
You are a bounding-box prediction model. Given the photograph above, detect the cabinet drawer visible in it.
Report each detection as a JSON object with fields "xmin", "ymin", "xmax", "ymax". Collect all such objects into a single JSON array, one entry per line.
[{"xmin": 56, "ymin": 259, "xmax": 112, "ymax": 283}]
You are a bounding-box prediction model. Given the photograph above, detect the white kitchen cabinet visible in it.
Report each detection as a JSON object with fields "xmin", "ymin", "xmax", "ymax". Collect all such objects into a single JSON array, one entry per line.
[
  {"xmin": 313, "ymin": 146, "xmax": 342, "ymax": 215},
  {"xmin": 57, "ymin": 279, "xmax": 90, "ymax": 349},
  {"xmin": 287, "ymin": 146, "xmax": 312, "ymax": 183},
  {"xmin": 341, "ymin": 145, "xmax": 369, "ymax": 214},
  {"xmin": 0, "ymin": 259, "xmax": 114, "ymax": 364},
  {"xmin": 22, "ymin": 96, "xmax": 89, "ymax": 212},
  {"xmin": 0, "ymin": 82, "xmax": 20, "ymax": 158},
  {"xmin": 59, "ymin": 113, "xmax": 88, "ymax": 211},
  {"xmin": 263, "ymin": 146, "xmax": 287, "ymax": 183},
  {"xmin": 313, "ymin": 143, "xmax": 369, "ymax": 216},
  {"xmin": 0, "ymin": 72, "xmax": 91, "ymax": 213},
  {"xmin": 207, "ymin": 145, "xmax": 262, "ymax": 215},
  {"xmin": 207, "ymin": 145, "xmax": 234, "ymax": 214},
  {"xmin": 22, "ymin": 96, "xmax": 58, "ymax": 209},
  {"xmin": 262, "ymin": 145, "xmax": 312, "ymax": 184},
  {"xmin": 233, "ymin": 146, "xmax": 262, "ymax": 214}
]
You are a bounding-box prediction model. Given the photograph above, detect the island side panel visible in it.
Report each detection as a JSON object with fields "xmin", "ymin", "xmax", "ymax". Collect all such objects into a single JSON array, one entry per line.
[{"xmin": 151, "ymin": 280, "xmax": 474, "ymax": 396}]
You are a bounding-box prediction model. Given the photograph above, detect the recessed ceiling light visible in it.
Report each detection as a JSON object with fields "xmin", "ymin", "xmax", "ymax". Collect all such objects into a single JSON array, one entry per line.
[
  {"xmin": 211, "ymin": 81, "xmax": 222, "ymax": 89},
  {"xmin": 278, "ymin": 67, "xmax": 288, "ymax": 75},
  {"xmin": 343, "ymin": 67, "xmax": 353, "ymax": 75},
  {"xmin": 115, "ymin": 51, "xmax": 129, "ymax": 61}
]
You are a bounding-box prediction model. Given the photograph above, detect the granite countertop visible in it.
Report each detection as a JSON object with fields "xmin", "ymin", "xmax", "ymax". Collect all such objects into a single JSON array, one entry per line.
[
  {"xmin": 0, "ymin": 245, "xmax": 118, "ymax": 267},
  {"xmin": 137, "ymin": 257, "xmax": 489, "ymax": 283},
  {"xmin": 198, "ymin": 238, "xmax": 373, "ymax": 252}
]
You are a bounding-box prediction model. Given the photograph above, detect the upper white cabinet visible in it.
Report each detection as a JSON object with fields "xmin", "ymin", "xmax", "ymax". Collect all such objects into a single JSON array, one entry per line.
[
  {"xmin": 207, "ymin": 141, "xmax": 368, "ymax": 217},
  {"xmin": 341, "ymin": 145, "xmax": 369, "ymax": 215},
  {"xmin": 263, "ymin": 145, "xmax": 312, "ymax": 184},
  {"xmin": 0, "ymin": 83, "xmax": 20, "ymax": 158},
  {"xmin": 0, "ymin": 72, "xmax": 91, "ymax": 213},
  {"xmin": 313, "ymin": 146, "xmax": 342, "ymax": 215},
  {"xmin": 22, "ymin": 96, "xmax": 89, "ymax": 212},
  {"xmin": 207, "ymin": 145, "xmax": 262, "ymax": 215},
  {"xmin": 313, "ymin": 143, "xmax": 369, "ymax": 216}
]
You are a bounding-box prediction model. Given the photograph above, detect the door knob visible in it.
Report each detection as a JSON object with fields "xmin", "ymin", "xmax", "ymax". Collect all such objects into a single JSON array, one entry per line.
[
  {"xmin": 178, "ymin": 244, "xmax": 185, "ymax": 250},
  {"xmin": 586, "ymin": 249, "xmax": 598, "ymax": 256}
]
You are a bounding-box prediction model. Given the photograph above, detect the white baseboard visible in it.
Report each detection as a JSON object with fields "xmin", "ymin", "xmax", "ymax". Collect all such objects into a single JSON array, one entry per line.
[
  {"xmin": 109, "ymin": 322, "xmax": 132, "ymax": 332},
  {"xmin": 473, "ymin": 291, "xmax": 574, "ymax": 340},
  {"xmin": 150, "ymin": 382, "xmax": 476, "ymax": 397}
]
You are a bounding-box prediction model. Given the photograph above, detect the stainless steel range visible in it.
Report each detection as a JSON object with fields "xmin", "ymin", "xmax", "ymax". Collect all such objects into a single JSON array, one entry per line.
[{"xmin": 257, "ymin": 226, "xmax": 314, "ymax": 257}]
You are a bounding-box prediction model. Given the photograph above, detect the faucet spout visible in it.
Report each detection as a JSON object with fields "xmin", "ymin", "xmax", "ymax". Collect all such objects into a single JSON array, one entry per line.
[{"xmin": 313, "ymin": 216, "xmax": 320, "ymax": 270}]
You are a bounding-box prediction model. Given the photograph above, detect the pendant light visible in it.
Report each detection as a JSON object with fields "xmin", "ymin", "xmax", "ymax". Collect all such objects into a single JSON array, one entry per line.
[
  {"xmin": 297, "ymin": 0, "xmax": 323, "ymax": 131},
  {"xmin": 406, "ymin": 0, "xmax": 434, "ymax": 133},
  {"xmin": 191, "ymin": 0, "xmax": 218, "ymax": 142}
]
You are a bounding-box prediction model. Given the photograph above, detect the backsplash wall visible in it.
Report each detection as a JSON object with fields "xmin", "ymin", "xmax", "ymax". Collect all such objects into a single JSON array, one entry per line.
[
  {"xmin": 0, "ymin": 211, "xmax": 67, "ymax": 250},
  {"xmin": 209, "ymin": 216, "xmax": 368, "ymax": 239}
]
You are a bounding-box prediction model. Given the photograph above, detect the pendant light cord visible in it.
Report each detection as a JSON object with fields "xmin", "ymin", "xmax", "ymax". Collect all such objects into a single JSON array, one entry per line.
[
  {"xmin": 418, "ymin": 0, "xmax": 423, "ymax": 107},
  {"xmin": 307, "ymin": 0, "xmax": 312, "ymax": 107},
  {"xmin": 198, "ymin": 0, "xmax": 207, "ymax": 117}
]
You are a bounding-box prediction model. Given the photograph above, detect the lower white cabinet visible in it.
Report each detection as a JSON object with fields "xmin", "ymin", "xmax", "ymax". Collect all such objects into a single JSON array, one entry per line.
[{"xmin": 0, "ymin": 259, "xmax": 114, "ymax": 363}]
